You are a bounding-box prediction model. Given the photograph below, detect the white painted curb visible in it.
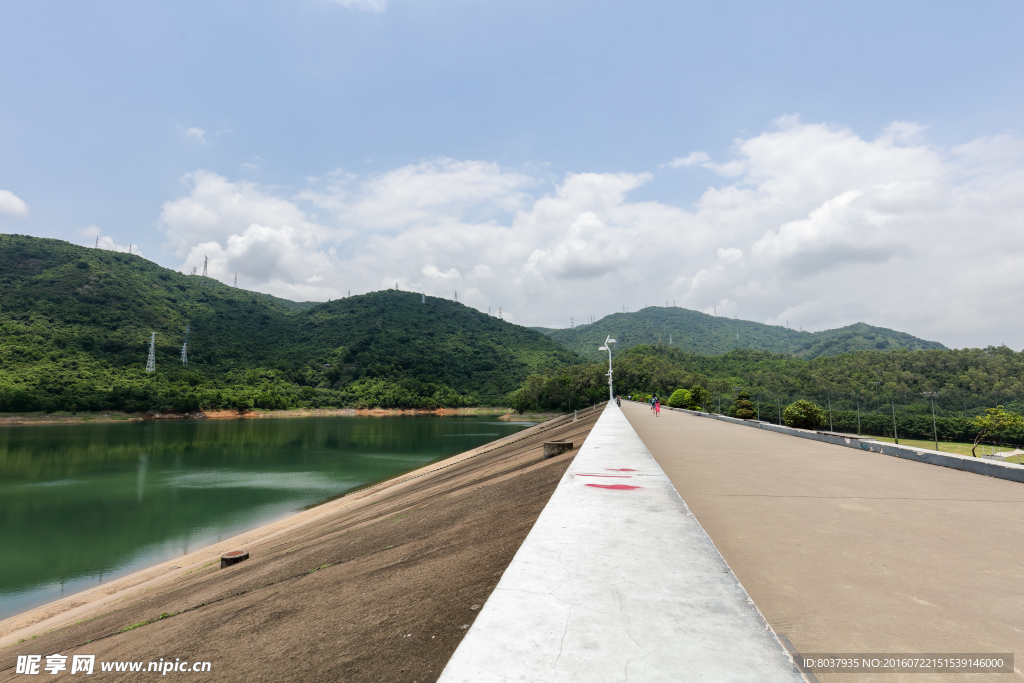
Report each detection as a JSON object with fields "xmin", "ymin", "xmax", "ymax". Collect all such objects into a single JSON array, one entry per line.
[{"xmin": 438, "ymin": 404, "xmax": 804, "ymax": 682}]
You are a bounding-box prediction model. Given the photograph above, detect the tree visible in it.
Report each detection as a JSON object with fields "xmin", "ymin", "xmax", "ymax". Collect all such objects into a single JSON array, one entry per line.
[
  {"xmin": 971, "ymin": 406, "xmax": 1024, "ymax": 456},
  {"xmin": 733, "ymin": 391, "xmax": 756, "ymax": 420},
  {"xmin": 783, "ymin": 400, "xmax": 826, "ymax": 430},
  {"xmin": 689, "ymin": 384, "xmax": 711, "ymax": 411}
]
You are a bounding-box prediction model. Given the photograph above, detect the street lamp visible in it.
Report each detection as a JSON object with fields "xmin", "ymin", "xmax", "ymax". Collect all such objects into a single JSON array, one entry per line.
[
  {"xmin": 598, "ymin": 335, "xmax": 617, "ymax": 402},
  {"xmin": 923, "ymin": 391, "xmax": 940, "ymax": 451}
]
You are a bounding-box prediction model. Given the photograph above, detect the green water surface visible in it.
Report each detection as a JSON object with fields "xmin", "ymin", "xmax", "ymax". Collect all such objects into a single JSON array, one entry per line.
[{"xmin": 0, "ymin": 415, "xmax": 530, "ymax": 620}]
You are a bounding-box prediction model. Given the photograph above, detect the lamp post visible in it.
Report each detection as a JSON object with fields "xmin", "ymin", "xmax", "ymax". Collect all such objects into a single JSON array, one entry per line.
[
  {"xmin": 923, "ymin": 391, "xmax": 939, "ymax": 451},
  {"xmin": 891, "ymin": 399, "xmax": 899, "ymax": 445},
  {"xmin": 598, "ymin": 335, "xmax": 617, "ymax": 402}
]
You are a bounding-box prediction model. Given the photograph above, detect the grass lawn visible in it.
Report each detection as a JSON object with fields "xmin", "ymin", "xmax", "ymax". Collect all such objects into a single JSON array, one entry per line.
[{"xmin": 871, "ymin": 436, "xmax": 1023, "ymax": 462}]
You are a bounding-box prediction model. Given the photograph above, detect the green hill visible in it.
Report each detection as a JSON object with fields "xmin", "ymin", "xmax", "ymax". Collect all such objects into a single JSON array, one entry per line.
[
  {"xmin": 543, "ymin": 307, "xmax": 946, "ymax": 360},
  {"xmin": 0, "ymin": 234, "xmax": 579, "ymax": 412}
]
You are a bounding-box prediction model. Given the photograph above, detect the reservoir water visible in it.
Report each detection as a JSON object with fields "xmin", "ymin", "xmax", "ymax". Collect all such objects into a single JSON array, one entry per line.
[{"xmin": 0, "ymin": 415, "xmax": 531, "ymax": 620}]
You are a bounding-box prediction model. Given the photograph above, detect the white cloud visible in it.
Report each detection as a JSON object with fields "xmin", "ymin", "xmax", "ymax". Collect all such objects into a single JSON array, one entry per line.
[
  {"xmin": 301, "ymin": 158, "xmax": 531, "ymax": 231},
  {"xmin": 422, "ymin": 265, "xmax": 462, "ymax": 281},
  {"xmin": 328, "ymin": 0, "xmax": 388, "ymax": 12},
  {"xmin": 180, "ymin": 127, "xmax": 208, "ymax": 145},
  {"xmin": 182, "ymin": 226, "xmax": 332, "ymax": 289},
  {"xmin": 665, "ymin": 151, "xmax": 710, "ymax": 168},
  {"xmin": 0, "ymin": 189, "xmax": 29, "ymax": 217},
  {"xmin": 159, "ymin": 172, "xmax": 336, "ymax": 299},
  {"xmin": 161, "ymin": 170, "xmax": 329, "ymax": 251},
  {"xmin": 157, "ymin": 120, "xmax": 1024, "ymax": 347},
  {"xmin": 717, "ymin": 247, "xmax": 743, "ymax": 262}
]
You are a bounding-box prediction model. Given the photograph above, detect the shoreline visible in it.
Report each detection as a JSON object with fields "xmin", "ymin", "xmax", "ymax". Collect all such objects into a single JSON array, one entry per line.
[
  {"xmin": 0, "ymin": 406, "xmax": 565, "ymax": 428},
  {"xmin": 0, "ymin": 408, "xmax": 590, "ymax": 649}
]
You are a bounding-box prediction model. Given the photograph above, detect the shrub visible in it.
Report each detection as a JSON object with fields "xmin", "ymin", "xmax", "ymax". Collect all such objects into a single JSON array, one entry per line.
[
  {"xmin": 667, "ymin": 389, "xmax": 692, "ymax": 408},
  {"xmin": 783, "ymin": 400, "xmax": 826, "ymax": 430}
]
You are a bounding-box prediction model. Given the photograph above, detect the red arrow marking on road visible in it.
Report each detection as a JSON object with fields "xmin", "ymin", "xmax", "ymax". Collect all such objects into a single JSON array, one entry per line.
[{"xmin": 586, "ymin": 484, "xmax": 641, "ymax": 491}]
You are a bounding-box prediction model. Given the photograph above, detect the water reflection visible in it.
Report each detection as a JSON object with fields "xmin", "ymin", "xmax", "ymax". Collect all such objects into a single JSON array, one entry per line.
[
  {"xmin": 136, "ymin": 452, "xmax": 148, "ymax": 503},
  {"xmin": 0, "ymin": 415, "xmax": 527, "ymax": 619}
]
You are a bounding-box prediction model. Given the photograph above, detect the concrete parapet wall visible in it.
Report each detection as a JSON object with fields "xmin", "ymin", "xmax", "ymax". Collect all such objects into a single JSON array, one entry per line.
[
  {"xmin": 655, "ymin": 403, "xmax": 1024, "ymax": 484},
  {"xmin": 438, "ymin": 404, "xmax": 803, "ymax": 683}
]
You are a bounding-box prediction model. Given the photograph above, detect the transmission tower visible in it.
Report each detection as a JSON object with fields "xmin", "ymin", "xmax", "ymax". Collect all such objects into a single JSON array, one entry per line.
[
  {"xmin": 145, "ymin": 333, "xmax": 156, "ymax": 373},
  {"xmin": 422, "ymin": 292, "xmax": 425, "ymax": 303},
  {"xmin": 454, "ymin": 290, "xmax": 458, "ymax": 302},
  {"xmin": 498, "ymin": 307, "xmax": 502, "ymax": 319},
  {"xmin": 234, "ymin": 273, "xmax": 237, "ymax": 287},
  {"xmin": 202, "ymin": 256, "xmax": 208, "ymax": 277},
  {"xmin": 95, "ymin": 236, "xmax": 99, "ymax": 248},
  {"xmin": 180, "ymin": 325, "xmax": 190, "ymax": 366}
]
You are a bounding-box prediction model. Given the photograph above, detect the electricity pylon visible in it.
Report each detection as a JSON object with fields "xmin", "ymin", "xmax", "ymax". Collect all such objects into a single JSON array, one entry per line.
[
  {"xmin": 180, "ymin": 325, "xmax": 190, "ymax": 366},
  {"xmin": 145, "ymin": 333, "xmax": 156, "ymax": 373}
]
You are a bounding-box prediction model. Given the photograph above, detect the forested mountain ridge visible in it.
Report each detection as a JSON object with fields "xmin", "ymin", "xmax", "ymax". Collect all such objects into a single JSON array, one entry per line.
[
  {"xmin": 0, "ymin": 234, "xmax": 579, "ymax": 411},
  {"xmin": 511, "ymin": 344, "xmax": 1024, "ymax": 428},
  {"xmin": 544, "ymin": 306, "xmax": 947, "ymax": 360}
]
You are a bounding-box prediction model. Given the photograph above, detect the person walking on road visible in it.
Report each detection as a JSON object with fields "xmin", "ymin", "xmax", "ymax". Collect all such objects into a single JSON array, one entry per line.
[{"xmin": 654, "ymin": 396, "xmax": 661, "ymax": 416}]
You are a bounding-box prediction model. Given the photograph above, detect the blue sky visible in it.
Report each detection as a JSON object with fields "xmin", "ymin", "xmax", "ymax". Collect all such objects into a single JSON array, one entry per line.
[{"xmin": 2, "ymin": 1, "xmax": 1023, "ymax": 347}]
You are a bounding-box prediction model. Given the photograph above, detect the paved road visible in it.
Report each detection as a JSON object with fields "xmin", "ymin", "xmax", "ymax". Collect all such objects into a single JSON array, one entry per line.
[{"xmin": 622, "ymin": 401, "xmax": 1024, "ymax": 682}]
